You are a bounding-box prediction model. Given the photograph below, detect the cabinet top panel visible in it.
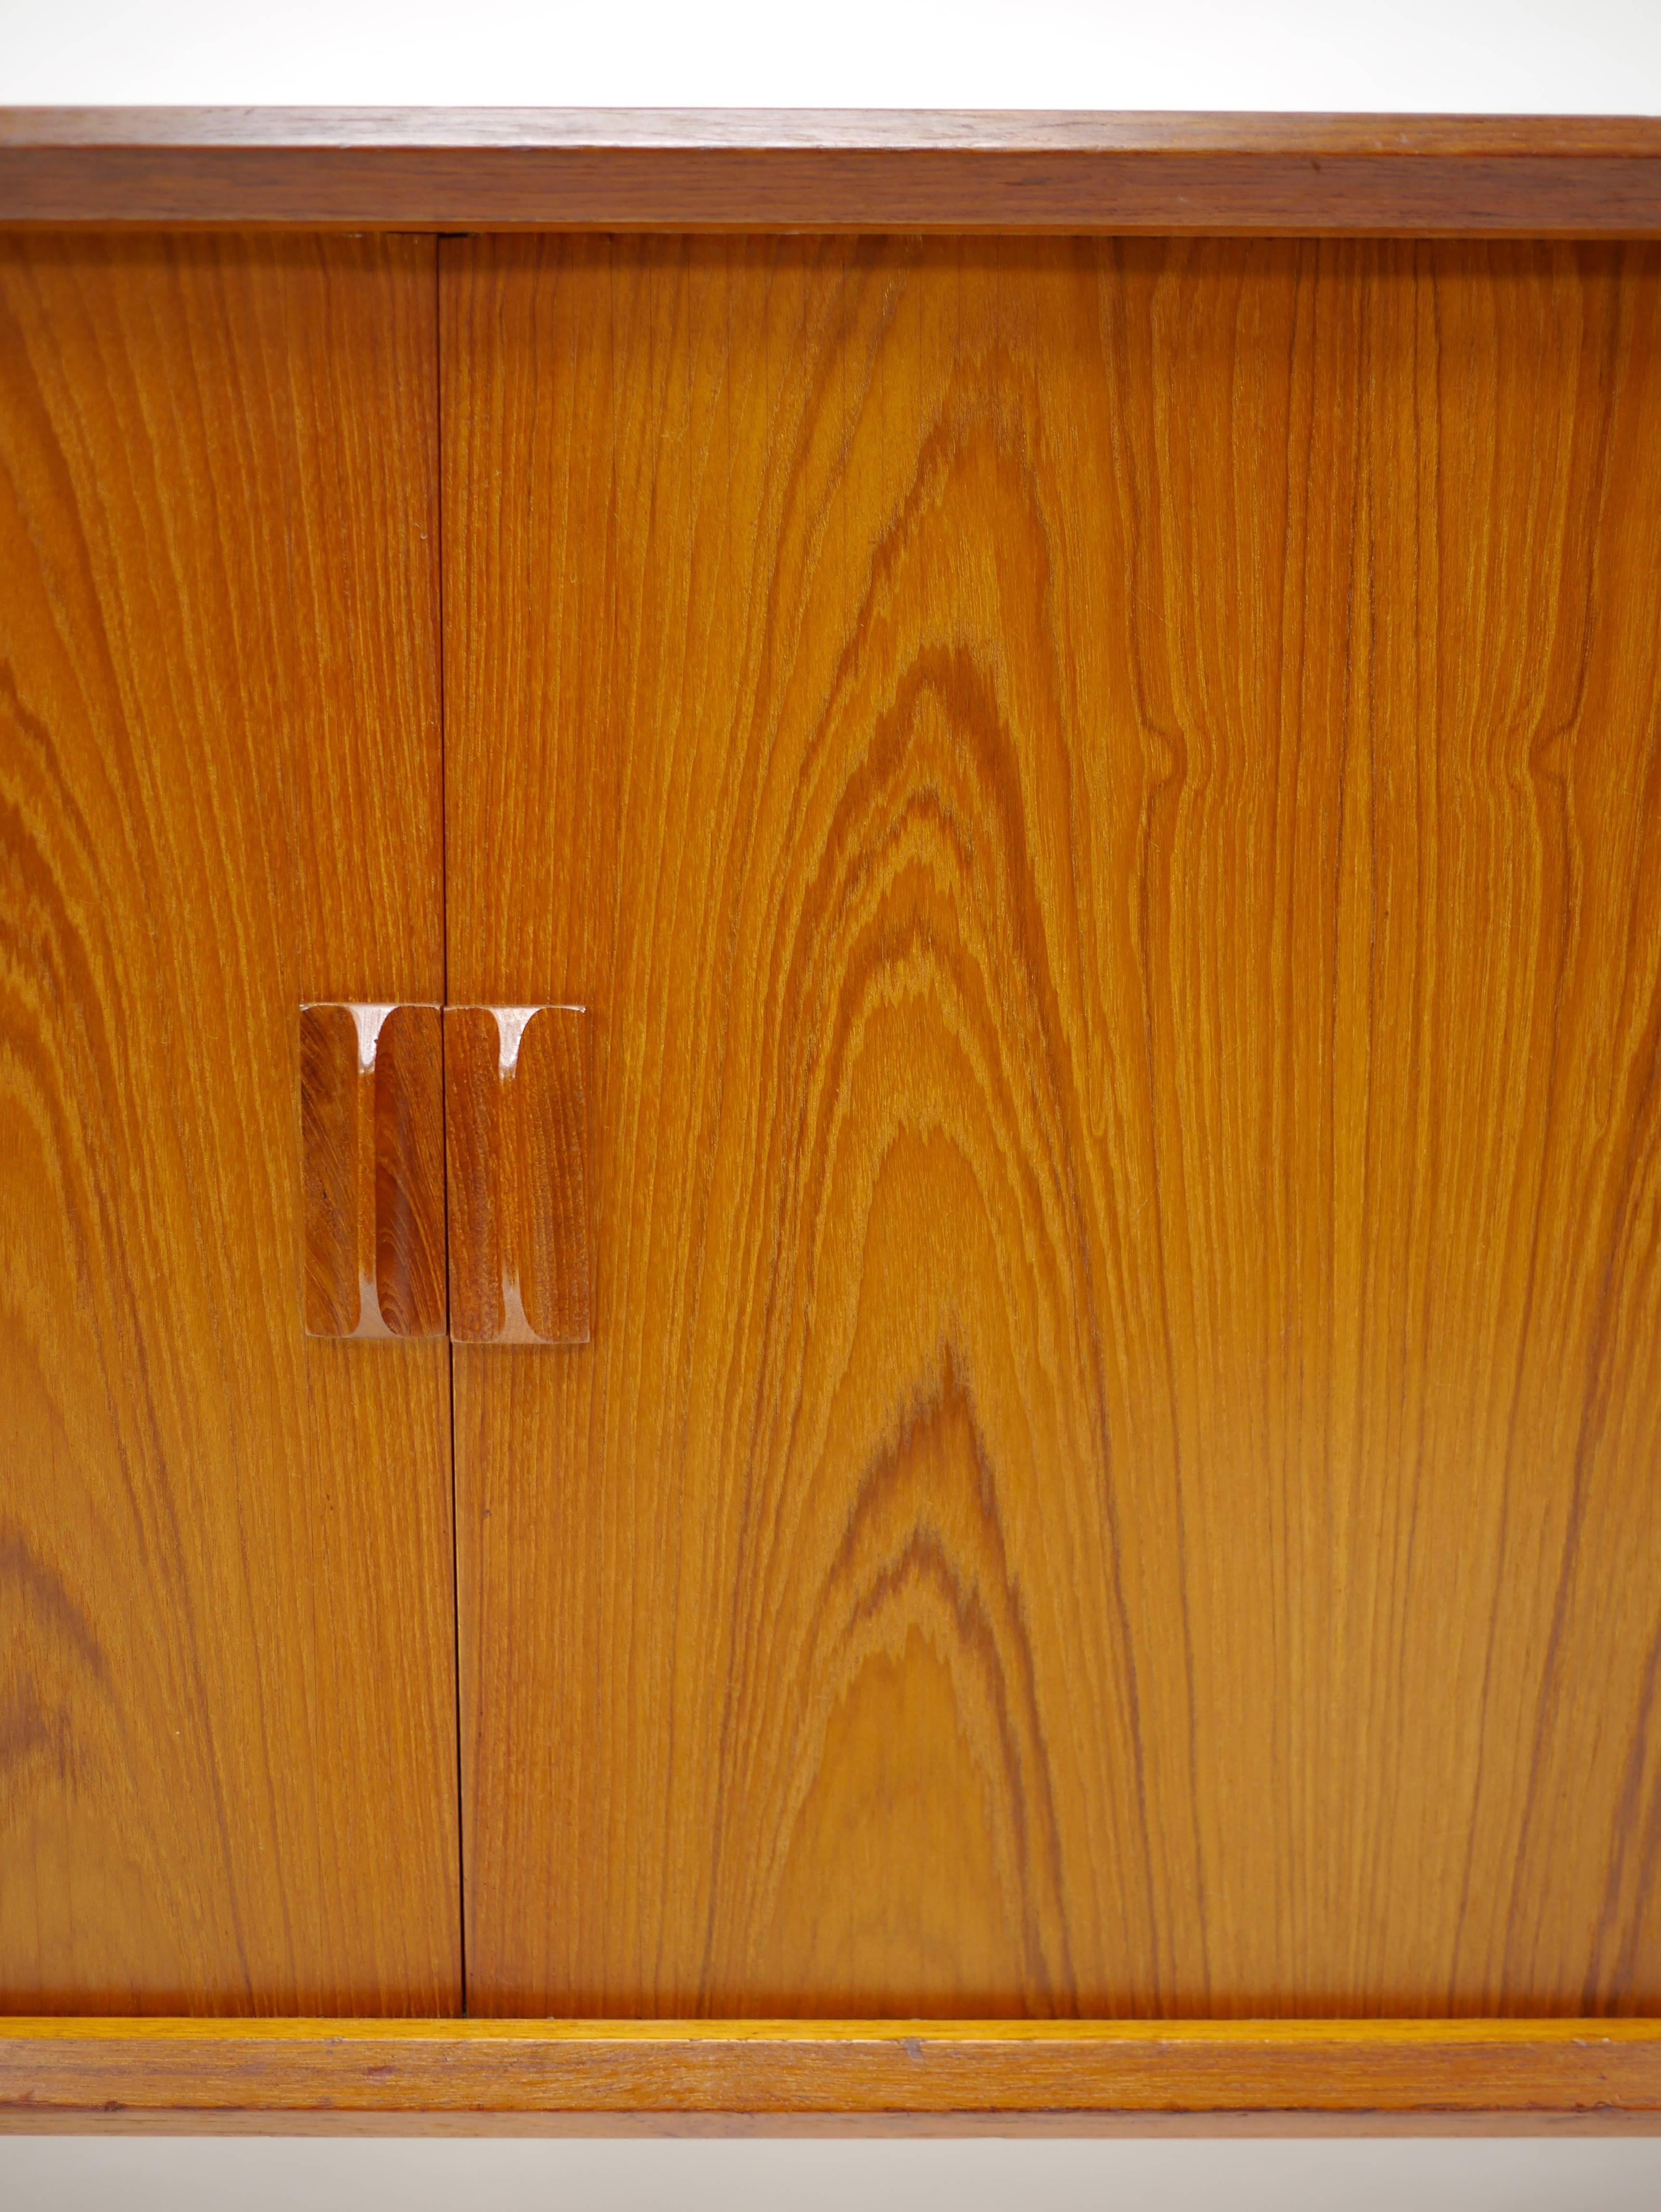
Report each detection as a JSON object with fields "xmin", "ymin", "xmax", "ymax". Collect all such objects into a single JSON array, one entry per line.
[{"xmin": 5, "ymin": 110, "xmax": 1661, "ymax": 233}]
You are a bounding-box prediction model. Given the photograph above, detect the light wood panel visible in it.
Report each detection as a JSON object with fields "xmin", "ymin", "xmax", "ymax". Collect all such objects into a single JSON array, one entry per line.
[
  {"xmin": 0, "ymin": 235, "xmax": 460, "ymax": 2010},
  {"xmin": 445, "ymin": 237, "xmax": 1661, "ymax": 2021},
  {"xmin": 4, "ymin": 2016, "xmax": 1660, "ymax": 2127}
]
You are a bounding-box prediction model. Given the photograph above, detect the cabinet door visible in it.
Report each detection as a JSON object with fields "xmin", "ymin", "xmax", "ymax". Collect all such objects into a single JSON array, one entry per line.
[
  {"xmin": 443, "ymin": 237, "xmax": 1661, "ymax": 2018},
  {"xmin": 0, "ymin": 237, "xmax": 460, "ymax": 2012}
]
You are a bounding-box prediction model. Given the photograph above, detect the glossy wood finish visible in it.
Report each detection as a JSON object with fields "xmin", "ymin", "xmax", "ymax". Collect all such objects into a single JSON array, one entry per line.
[
  {"xmin": 5, "ymin": 112, "xmax": 1661, "ymax": 233},
  {"xmin": 445, "ymin": 1004, "xmax": 591, "ymax": 1346},
  {"xmin": 3, "ymin": 2017, "xmax": 1660, "ymax": 2128},
  {"xmin": 0, "ymin": 236, "xmax": 461, "ymax": 2011},
  {"xmin": 444, "ymin": 236, "xmax": 1661, "ymax": 2021},
  {"xmin": 300, "ymin": 1003, "xmax": 447, "ymax": 1339}
]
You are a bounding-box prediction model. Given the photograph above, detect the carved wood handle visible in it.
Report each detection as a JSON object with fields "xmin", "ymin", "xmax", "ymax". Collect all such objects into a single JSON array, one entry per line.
[
  {"xmin": 444, "ymin": 1004, "xmax": 591, "ymax": 1346},
  {"xmin": 299, "ymin": 1003, "xmax": 448, "ymax": 1339}
]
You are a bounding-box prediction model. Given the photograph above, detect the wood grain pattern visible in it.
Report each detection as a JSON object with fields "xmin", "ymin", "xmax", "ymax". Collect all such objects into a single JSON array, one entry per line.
[
  {"xmin": 445, "ymin": 1004, "xmax": 591, "ymax": 1345},
  {"xmin": 4, "ymin": 112, "xmax": 1661, "ymax": 233},
  {"xmin": 2, "ymin": 2017, "xmax": 1660, "ymax": 2124},
  {"xmin": 444, "ymin": 236, "xmax": 1661, "ymax": 2021},
  {"xmin": 0, "ymin": 236, "xmax": 461, "ymax": 2010},
  {"xmin": 300, "ymin": 1003, "xmax": 447, "ymax": 1339}
]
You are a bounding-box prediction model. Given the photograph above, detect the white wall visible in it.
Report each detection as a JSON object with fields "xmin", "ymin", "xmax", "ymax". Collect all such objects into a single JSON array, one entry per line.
[
  {"xmin": 1, "ymin": 0, "xmax": 1660, "ymax": 111},
  {"xmin": 3, "ymin": 2135, "xmax": 1661, "ymax": 2212}
]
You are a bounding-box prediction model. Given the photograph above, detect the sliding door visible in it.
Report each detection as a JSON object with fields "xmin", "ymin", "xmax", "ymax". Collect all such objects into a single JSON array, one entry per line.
[
  {"xmin": 442, "ymin": 236, "xmax": 1661, "ymax": 2018},
  {"xmin": 0, "ymin": 236, "xmax": 460, "ymax": 2013}
]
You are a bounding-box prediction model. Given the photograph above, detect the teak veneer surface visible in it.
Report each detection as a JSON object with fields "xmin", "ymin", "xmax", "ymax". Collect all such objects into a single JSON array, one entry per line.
[
  {"xmin": 445, "ymin": 236, "xmax": 1661, "ymax": 2021},
  {"xmin": 5, "ymin": 111, "xmax": 1661, "ymax": 233},
  {"xmin": 0, "ymin": 235, "xmax": 461, "ymax": 2011}
]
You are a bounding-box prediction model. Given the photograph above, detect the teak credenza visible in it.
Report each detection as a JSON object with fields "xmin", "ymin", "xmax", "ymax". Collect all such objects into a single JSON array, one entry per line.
[{"xmin": 3, "ymin": 110, "xmax": 1661, "ymax": 2134}]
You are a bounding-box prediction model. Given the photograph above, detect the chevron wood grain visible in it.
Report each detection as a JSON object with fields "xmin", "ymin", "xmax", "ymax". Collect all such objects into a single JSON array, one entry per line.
[{"xmin": 443, "ymin": 236, "xmax": 1661, "ymax": 2022}]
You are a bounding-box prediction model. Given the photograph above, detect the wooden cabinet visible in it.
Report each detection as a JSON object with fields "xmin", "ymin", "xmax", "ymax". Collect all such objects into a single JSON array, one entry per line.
[{"xmin": 3, "ymin": 115, "xmax": 1661, "ymax": 2129}]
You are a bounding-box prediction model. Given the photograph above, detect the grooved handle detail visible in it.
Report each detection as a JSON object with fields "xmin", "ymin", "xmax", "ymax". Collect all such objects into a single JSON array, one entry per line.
[
  {"xmin": 299, "ymin": 1003, "xmax": 447, "ymax": 1339},
  {"xmin": 444, "ymin": 1004, "xmax": 591, "ymax": 1346}
]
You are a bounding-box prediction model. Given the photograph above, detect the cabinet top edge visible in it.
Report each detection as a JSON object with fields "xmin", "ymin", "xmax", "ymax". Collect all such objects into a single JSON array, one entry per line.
[
  {"xmin": 4, "ymin": 109, "xmax": 1661, "ymax": 232},
  {"xmin": 5, "ymin": 109, "xmax": 1661, "ymax": 154}
]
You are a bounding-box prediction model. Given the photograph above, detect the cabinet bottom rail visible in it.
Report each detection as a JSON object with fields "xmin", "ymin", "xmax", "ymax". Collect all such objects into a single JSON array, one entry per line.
[{"xmin": 2, "ymin": 2017, "xmax": 1660, "ymax": 2133}]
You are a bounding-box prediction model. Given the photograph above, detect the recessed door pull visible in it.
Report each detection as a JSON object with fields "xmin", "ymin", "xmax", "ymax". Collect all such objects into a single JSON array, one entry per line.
[
  {"xmin": 299, "ymin": 1003, "xmax": 448, "ymax": 1340},
  {"xmin": 298, "ymin": 1001, "xmax": 590, "ymax": 1345},
  {"xmin": 445, "ymin": 1004, "xmax": 591, "ymax": 1347}
]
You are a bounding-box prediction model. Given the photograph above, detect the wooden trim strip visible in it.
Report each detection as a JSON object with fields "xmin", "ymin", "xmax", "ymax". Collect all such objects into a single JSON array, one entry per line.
[
  {"xmin": 3, "ymin": 2019, "xmax": 1660, "ymax": 2128},
  {"xmin": 4, "ymin": 110, "xmax": 1661, "ymax": 232}
]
